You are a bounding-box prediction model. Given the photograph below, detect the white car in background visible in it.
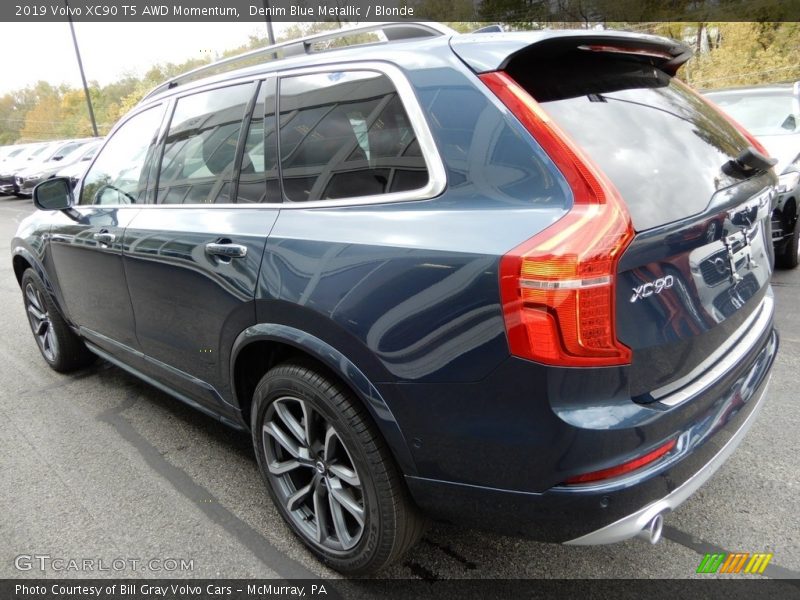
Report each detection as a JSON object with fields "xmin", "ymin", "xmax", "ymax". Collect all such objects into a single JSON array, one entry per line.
[
  {"xmin": 705, "ymin": 81, "xmax": 800, "ymax": 268},
  {"xmin": 16, "ymin": 140, "xmax": 102, "ymax": 196},
  {"xmin": 14, "ymin": 138, "xmax": 98, "ymax": 197},
  {"xmin": 0, "ymin": 145, "xmax": 22, "ymax": 162},
  {"xmin": 0, "ymin": 143, "xmax": 50, "ymax": 195}
]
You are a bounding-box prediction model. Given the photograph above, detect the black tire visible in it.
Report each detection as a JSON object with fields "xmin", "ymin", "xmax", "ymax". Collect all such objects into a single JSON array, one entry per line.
[
  {"xmin": 251, "ymin": 361, "xmax": 426, "ymax": 575},
  {"xmin": 776, "ymin": 213, "xmax": 799, "ymax": 269},
  {"xmin": 20, "ymin": 269, "xmax": 95, "ymax": 372}
]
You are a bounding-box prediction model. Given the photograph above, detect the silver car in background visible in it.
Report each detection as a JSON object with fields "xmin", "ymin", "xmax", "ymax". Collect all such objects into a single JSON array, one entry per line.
[
  {"xmin": 13, "ymin": 138, "xmax": 98, "ymax": 197},
  {"xmin": 705, "ymin": 82, "xmax": 800, "ymax": 268},
  {"xmin": 0, "ymin": 143, "xmax": 49, "ymax": 195},
  {"xmin": 16, "ymin": 140, "xmax": 102, "ymax": 196}
]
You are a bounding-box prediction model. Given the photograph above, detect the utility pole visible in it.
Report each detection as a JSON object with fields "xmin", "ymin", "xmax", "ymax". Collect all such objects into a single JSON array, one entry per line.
[
  {"xmin": 65, "ymin": 0, "xmax": 98, "ymax": 137},
  {"xmin": 262, "ymin": 0, "xmax": 276, "ymax": 45}
]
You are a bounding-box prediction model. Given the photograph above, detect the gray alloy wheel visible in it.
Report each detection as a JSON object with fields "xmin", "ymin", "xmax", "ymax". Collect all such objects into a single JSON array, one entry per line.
[
  {"xmin": 20, "ymin": 269, "xmax": 95, "ymax": 373},
  {"xmin": 262, "ymin": 395, "xmax": 365, "ymax": 552},
  {"xmin": 24, "ymin": 282, "xmax": 59, "ymax": 362},
  {"xmin": 251, "ymin": 361, "xmax": 427, "ymax": 574}
]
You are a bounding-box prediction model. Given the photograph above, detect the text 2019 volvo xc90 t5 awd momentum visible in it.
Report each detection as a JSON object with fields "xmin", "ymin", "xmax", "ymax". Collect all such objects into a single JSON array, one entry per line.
[{"xmin": 12, "ymin": 23, "xmax": 779, "ymax": 574}]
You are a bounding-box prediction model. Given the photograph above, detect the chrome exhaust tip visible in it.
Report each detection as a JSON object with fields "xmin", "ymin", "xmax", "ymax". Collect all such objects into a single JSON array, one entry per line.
[{"xmin": 637, "ymin": 513, "xmax": 664, "ymax": 544}]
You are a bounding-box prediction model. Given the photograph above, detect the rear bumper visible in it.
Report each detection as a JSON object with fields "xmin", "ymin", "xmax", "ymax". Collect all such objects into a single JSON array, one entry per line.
[
  {"xmin": 565, "ymin": 375, "xmax": 769, "ymax": 545},
  {"xmin": 402, "ymin": 324, "xmax": 778, "ymax": 543}
]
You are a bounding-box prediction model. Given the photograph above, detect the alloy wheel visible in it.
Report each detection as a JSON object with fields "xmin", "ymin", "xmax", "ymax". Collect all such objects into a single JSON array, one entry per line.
[
  {"xmin": 262, "ymin": 396, "xmax": 365, "ymax": 552},
  {"xmin": 24, "ymin": 283, "xmax": 57, "ymax": 362}
]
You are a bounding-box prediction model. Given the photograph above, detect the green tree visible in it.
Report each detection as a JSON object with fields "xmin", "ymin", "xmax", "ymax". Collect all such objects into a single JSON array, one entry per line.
[
  {"xmin": 1, "ymin": 20, "xmax": 797, "ymax": 146},
  {"xmin": 682, "ymin": 22, "xmax": 800, "ymax": 89}
]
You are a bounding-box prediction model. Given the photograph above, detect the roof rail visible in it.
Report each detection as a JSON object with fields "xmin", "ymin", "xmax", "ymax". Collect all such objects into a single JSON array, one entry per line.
[{"xmin": 141, "ymin": 22, "xmax": 456, "ymax": 103}]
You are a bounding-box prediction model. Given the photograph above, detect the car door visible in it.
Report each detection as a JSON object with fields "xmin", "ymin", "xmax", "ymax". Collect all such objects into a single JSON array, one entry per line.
[
  {"xmin": 122, "ymin": 79, "xmax": 280, "ymax": 413},
  {"xmin": 46, "ymin": 104, "xmax": 167, "ymax": 359}
]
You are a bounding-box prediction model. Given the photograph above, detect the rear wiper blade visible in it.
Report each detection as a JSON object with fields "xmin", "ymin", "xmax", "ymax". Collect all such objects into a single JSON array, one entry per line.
[{"xmin": 732, "ymin": 146, "xmax": 778, "ymax": 174}]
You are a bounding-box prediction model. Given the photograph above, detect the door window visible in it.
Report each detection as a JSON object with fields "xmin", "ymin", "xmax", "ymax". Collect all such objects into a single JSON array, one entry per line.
[
  {"xmin": 156, "ymin": 83, "xmax": 254, "ymax": 204},
  {"xmin": 278, "ymin": 71, "xmax": 429, "ymax": 202},
  {"xmin": 80, "ymin": 105, "xmax": 166, "ymax": 205}
]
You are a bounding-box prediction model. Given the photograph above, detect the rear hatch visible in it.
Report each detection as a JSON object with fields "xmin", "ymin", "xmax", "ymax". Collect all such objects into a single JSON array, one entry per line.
[{"xmin": 456, "ymin": 32, "xmax": 777, "ymax": 399}]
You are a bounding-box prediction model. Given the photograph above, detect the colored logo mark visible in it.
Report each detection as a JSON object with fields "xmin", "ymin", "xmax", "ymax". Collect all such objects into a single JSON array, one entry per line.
[{"xmin": 696, "ymin": 552, "xmax": 773, "ymax": 574}]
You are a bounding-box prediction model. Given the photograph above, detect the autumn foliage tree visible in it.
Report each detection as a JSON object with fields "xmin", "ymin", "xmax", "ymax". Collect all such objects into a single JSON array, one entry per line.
[{"xmin": 0, "ymin": 20, "xmax": 797, "ymax": 145}]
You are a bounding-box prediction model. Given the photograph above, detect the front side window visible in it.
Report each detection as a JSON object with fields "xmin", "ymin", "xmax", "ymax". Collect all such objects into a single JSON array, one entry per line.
[
  {"xmin": 278, "ymin": 70, "xmax": 429, "ymax": 202},
  {"xmin": 80, "ymin": 106, "xmax": 165, "ymax": 205},
  {"xmin": 156, "ymin": 83, "xmax": 254, "ymax": 204}
]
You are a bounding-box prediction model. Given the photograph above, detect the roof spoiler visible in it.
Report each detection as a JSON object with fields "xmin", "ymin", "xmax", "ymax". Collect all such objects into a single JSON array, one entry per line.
[{"xmin": 450, "ymin": 30, "xmax": 692, "ymax": 76}]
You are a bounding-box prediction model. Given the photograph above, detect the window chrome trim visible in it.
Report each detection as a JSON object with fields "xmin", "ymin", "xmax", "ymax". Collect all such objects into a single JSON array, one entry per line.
[{"xmin": 92, "ymin": 61, "xmax": 446, "ymax": 210}]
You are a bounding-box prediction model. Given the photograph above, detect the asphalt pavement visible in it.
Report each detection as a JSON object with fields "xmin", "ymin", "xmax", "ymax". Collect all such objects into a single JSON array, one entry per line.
[{"xmin": 1, "ymin": 194, "xmax": 798, "ymax": 581}]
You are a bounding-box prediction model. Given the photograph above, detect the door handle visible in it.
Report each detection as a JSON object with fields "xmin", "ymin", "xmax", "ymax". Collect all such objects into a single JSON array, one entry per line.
[
  {"xmin": 205, "ymin": 242, "xmax": 247, "ymax": 259},
  {"xmin": 92, "ymin": 231, "xmax": 116, "ymax": 244}
]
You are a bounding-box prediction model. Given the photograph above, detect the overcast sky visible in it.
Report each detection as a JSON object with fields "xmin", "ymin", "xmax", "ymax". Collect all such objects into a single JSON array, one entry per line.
[{"xmin": 0, "ymin": 21, "xmax": 298, "ymax": 95}]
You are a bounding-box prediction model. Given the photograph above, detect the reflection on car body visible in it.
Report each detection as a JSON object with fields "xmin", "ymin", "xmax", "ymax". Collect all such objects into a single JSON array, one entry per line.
[{"xmin": 12, "ymin": 23, "xmax": 780, "ymax": 574}]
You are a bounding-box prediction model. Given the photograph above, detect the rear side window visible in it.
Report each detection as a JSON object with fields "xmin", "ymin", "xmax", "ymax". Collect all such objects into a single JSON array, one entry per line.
[
  {"xmin": 278, "ymin": 71, "xmax": 429, "ymax": 202},
  {"xmin": 156, "ymin": 83, "xmax": 253, "ymax": 204},
  {"xmin": 419, "ymin": 85, "xmax": 568, "ymax": 204}
]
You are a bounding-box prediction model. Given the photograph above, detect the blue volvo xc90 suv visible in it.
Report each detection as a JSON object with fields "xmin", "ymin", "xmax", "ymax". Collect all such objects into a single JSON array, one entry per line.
[{"xmin": 12, "ymin": 23, "xmax": 779, "ymax": 574}]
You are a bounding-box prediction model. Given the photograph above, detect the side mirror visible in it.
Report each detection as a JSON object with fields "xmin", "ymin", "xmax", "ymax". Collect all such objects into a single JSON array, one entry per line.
[{"xmin": 33, "ymin": 177, "xmax": 74, "ymax": 211}]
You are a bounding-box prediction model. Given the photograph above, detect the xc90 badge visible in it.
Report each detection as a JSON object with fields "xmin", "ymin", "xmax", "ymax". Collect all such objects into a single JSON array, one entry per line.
[{"xmin": 631, "ymin": 275, "xmax": 675, "ymax": 303}]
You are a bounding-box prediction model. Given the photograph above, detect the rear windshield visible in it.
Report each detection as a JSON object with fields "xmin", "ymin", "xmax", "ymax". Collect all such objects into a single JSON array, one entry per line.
[{"xmin": 508, "ymin": 55, "xmax": 751, "ymax": 231}]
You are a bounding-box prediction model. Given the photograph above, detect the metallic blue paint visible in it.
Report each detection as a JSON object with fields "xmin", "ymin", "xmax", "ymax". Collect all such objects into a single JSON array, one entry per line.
[
  {"xmin": 230, "ymin": 322, "xmax": 418, "ymax": 475},
  {"xmin": 9, "ymin": 31, "xmax": 780, "ymax": 546}
]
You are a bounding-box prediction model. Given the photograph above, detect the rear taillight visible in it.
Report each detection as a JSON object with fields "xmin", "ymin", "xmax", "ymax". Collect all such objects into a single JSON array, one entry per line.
[{"xmin": 479, "ymin": 71, "xmax": 634, "ymax": 367}]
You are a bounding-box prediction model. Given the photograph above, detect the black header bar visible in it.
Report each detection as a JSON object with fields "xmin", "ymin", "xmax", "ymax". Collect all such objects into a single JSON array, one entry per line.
[{"xmin": 2, "ymin": 0, "xmax": 799, "ymax": 22}]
